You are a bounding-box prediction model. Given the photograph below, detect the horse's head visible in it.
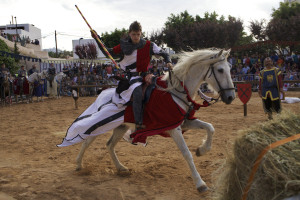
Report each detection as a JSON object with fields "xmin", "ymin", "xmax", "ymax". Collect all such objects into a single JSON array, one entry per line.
[
  {"xmin": 55, "ymin": 72, "xmax": 66, "ymax": 82},
  {"xmin": 204, "ymin": 49, "xmax": 235, "ymax": 104},
  {"xmin": 40, "ymin": 70, "xmax": 48, "ymax": 79}
]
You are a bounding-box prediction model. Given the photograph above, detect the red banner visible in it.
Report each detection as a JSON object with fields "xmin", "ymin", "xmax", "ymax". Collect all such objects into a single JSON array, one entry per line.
[{"xmin": 237, "ymin": 84, "xmax": 252, "ymax": 104}]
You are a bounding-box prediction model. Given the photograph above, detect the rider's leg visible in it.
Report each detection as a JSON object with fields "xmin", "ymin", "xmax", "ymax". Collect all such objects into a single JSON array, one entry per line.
[{"xmin": 132, "ymin": 85, "xmax": 144, "ymax": 130}]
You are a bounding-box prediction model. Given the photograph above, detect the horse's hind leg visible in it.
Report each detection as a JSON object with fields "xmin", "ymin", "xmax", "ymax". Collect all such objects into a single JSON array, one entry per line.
[
  {"xmin": 76, "ymin": 136, "xmax": 97, "ymax": 171},
  {"xmin": 181, "ymin": 119, "xmax": 214, "ymax": 157},
  {"xmin": 106, "ymin": 124, "xmax": 129, "ymax": 174},
  {"xmin": 169, "ymin": 127, "xmax": 208, "ymax": 192}
]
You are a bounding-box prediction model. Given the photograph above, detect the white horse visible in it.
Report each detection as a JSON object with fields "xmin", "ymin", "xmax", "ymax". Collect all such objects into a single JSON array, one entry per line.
[
  {"xmin": 27, "ymin": 70, "xmax": 47, "ymax": 102},
  {"xmin": 65, "ymin": 49, "xmax": 235, "ymax": 192},
  {"xmin": 47, "ymin": 72, "xmax": 66, "ymax": 99}
]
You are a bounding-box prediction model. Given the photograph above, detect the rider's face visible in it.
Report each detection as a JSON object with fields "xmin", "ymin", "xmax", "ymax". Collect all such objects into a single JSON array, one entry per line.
[{"xmin": 129, "ymin": 31, "xmax": 142, "ymax": 44}]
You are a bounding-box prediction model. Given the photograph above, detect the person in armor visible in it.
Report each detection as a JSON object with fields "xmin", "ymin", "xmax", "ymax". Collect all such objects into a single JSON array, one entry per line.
[
  {"xmin": 258, "ymin": 57, "xmax": 283, "ymax": 120},
  {"xmin": 0, "ymin": 63, "xmax": 10, "ymax": 98},
  {"xmin": 92, "ymin": 21, "xmax": 173, "ymax": 131},
  {"xmin": 18, "ymin": 65, "xmax": 27, "ymax": 78},
  {"xmin": 48, "ymin": 63, "xmax": 56, "ymax": 87},
  {"xmin": 28, "ymin": 64, "xmax": 39, "ymax": 76},
  {"xmin": 16, "ymin": 65, "xmax": 27, "ymax": 89},
  {"xmin": 0, "ymin": 63, "xmax": 9, "ymax": 78}
]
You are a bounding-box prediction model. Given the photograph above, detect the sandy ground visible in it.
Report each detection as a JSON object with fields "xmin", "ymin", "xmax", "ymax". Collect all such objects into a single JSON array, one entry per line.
[{"xmin": 0, "ymin": 91, "xmax": 299, "ymax": 200}]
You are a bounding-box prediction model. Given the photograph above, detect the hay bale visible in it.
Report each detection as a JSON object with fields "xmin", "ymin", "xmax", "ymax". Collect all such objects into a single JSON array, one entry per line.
[{"xmin": 214, "ymin": 111, "xmax": 300, "ymax": 200}]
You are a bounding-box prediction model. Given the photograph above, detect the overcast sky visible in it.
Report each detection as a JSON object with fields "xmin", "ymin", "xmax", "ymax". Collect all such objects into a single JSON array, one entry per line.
[{"xmin": 0, "ymin": 0, "xmax": 281, "ymax": 51}]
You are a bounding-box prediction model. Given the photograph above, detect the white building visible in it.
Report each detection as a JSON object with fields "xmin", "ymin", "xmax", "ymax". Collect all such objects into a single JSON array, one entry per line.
[
  {"xmin": 72, "ymin": 38, "xmax": 105, "ymax": 59},
  {"xmin": 0, "ymin": 23, "xmax": 42, "ymax": 48}
]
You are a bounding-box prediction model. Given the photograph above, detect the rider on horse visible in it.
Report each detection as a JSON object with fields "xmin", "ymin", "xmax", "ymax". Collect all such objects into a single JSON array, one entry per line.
[
  {"xmin": 92, "ymin": 21, "xmax": 173, "ymax": 131},
  {"xmin": 0, "ymin": 63, "xmax": 10, "ymax": 99},
  {"xmin": 48, "ymin": 63, "xmax": 56, "ymax": 87},
  {"xmin": 17, "ymin": 65, "xmax": 27, "ymax": 84},
  {"xmin": 28, "ymin": 64, "xmax": 39, "ymax": 76},
  {"xmin": 0, "ymin": 63, "xmax": 9, "ymax": 76}
]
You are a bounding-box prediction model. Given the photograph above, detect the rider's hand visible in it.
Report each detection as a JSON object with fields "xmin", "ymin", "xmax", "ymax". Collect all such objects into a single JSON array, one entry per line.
[
  {"xmin": 166, "ymin": 62, "xmax": 173, "ymax": 70},
  {"xmin": 91, "ymin": 30, "xmax": 98, "ymax": 39},
  {"xmin": 145, "ymin": 74, "xmax": 154, "ymax": 85}
]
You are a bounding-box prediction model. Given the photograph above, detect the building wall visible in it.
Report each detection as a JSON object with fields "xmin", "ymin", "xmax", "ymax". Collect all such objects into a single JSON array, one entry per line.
[{"xmin": 0, "ymin": 23, "xmax": 42, "ymax": 48}]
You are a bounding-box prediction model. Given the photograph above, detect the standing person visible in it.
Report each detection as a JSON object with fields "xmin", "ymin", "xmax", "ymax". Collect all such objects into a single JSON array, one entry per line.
[
  {"xmin": 28, "ymin": 64, "xmax": 39, "ymax": 76},
  {"xmin": 47, "ymin": 63, "xmax": 56, "ymax": 87},
  {"xmin": 92, "ymin": 21, "xmax": 173, "ymax": 131},
  {"xmin": 86, "ymin": 71, "xmax": 95, "ymax": 96},
  {"xmin": 258, "ymin": 57, "xmax": 283, "ymax": 120},
  {"xmin": 62, "ymin": 65, "xmax": 70, "ymax": 77}
]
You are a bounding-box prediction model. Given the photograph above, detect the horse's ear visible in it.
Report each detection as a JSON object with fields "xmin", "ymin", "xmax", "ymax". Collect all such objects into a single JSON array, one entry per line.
[
  {"xmin": 225, "ymin": 49, "xmax": 231, "ymax": 57},
  {"xmin": 217, "ymin": 50, "xmax": 223, "ymax": 58}
]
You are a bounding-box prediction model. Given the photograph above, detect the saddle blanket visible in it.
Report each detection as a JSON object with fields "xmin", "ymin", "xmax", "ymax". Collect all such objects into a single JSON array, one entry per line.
[
  {"xmin": 57, "ymin": 88, "xmax": 125, "ymax": 147},
  {"xmin": 57, "ymin": 80, "xmax": 196, "ymax": 147}
]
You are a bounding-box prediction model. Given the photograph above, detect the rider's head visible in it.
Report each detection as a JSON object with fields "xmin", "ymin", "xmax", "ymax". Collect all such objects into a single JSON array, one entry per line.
[
  {"xmin": 129, "ymin": 21, "xmax": 142, "ymax": 44},
  {"xmin": 21, "ymin": 65, "xmax": 25, "ymax": 69},
  {"xmin": 32, "ymin": 64, "xmax": 36, "ymax": 69},
  {"xmin": 1, "ymin": 63, "xmax": 5, "ymax": 68}
]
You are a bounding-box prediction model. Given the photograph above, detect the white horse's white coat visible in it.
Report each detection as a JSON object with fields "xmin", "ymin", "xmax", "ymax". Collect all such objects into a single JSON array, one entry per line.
[
  {"xmin": 47, "ymin": 72, "xmax": 66, "ymax": 98},
  {"xmin": 69, "ymin": 49, "xmax": 235, "ymax": 192},
  {"xmin": 27, "ymin": 70, "xmax": 47, "ymax": 102}
]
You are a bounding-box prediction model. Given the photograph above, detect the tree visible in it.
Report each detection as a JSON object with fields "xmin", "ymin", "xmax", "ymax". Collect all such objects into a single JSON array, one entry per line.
[
  {"xmin": 100, "ymin": 28, "xmax": 128, "ymax": 48},
  {"xmin": 272, "ymin": 2, "xmax": 300, "ymax": 20},
  {"xmin": 48, "ymin": 50, "xmax": 73, "ymax": 59},
  {"xmin": 75, "ymin": 43, "xmax": 98, "ymax": 59},
  {"xmin": 0, "ymin": 39, "xmax": 19, "ymax": 74},
  {"xmin": 249, "ymin": 19, "xmax": 267, "ymax": 41},
  {"xmin": 153, "ymin": 11, "xmax": 244, "ymax": 52},
  {"xmin": 266, "ymin": 2, "xmax": 300, "ymax": 53}
]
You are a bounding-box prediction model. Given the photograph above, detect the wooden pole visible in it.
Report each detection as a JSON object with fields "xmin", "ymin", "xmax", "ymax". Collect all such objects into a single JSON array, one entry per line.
[
  {"xmin": 55, "ymin": 30, "xmax": 58, "ymax": 57},
  {"xmin": 75, "ymin": 5, "xmax": 120, "ymax": 69},
  {"xmin": 244, "ymin": 104, "xmax": 247, "ymax": 116}
]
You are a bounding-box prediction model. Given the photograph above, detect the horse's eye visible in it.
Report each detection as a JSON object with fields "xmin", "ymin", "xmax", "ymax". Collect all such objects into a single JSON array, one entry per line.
[{"xmin": 218, "ymin": 69, "xmax": 224, "ymax": 73}]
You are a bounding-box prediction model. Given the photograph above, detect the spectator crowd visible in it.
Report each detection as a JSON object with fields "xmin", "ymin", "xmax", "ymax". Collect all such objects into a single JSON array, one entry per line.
[
  {"xmin": 229, "ymin": 52, "xmax": 300, "ymax": 83},
  {"xmin": 58, "ymin": 59, "xmax": 174, "ymax": 97}
]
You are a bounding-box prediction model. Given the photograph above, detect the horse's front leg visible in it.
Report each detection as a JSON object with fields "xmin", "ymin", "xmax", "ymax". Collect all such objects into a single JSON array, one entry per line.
[
  {"xmin": 169, "ymin": 127, "xmax": 208, "ymax": 192},
  {"xmin": 76, "ymin": 136, "xmax": 97, "ymax": 171},
  {"xmin": 182, "ymin": 119, "xmax": 215, "ymax": 157},
  {"xmin": 29, "ymin": 84, "xmax": 33, "ymax": 103},
  {"xmin": 106, "ymin": 124, "xmax": 130, "ymax": 174}
]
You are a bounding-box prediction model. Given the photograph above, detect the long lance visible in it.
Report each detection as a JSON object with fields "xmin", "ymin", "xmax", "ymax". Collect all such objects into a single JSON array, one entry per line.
[{"xmin": 75, "ymin": 5, "xmax": 119, "ymax": 69}]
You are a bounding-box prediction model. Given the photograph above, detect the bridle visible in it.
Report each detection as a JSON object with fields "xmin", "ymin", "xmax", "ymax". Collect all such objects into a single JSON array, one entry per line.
[
  {"xmin": 160, "ymin": 58, "xmax": 235, "ymax": 119},
  {"xmin": 203, "ymin": 59, "xmax": 235, "ymax": 94}
]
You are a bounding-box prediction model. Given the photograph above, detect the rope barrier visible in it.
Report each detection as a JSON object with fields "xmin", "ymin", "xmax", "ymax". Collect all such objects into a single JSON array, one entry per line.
[{"xmin": 242, "ymin": 133, "xmax": 300, "ymax": 200}]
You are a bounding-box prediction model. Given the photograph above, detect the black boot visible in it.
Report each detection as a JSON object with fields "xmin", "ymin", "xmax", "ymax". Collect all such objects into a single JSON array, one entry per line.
[{"xmin": 132, "ymin": 85, "xmax": 144, "ymax": 132}]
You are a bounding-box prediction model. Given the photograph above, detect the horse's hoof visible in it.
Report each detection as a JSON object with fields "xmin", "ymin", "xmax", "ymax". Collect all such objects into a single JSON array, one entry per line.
[
  {"xmin": 117, "ymin": 168, "xmax": 131, "ymax": 176},
  {"xmin": 196, "ymin": 146, "xmax": 210, "ymax": 157},
  {"xmin": 196, "ymin": 148, "xmax": 205, "ymax": 157},
  {"xmin": 197, "ymin": 185, "xmax": 209, "ymax": 193},
  {"xmin": 75, "ymin": 167, "xmax": 82, "ymax": 171}
]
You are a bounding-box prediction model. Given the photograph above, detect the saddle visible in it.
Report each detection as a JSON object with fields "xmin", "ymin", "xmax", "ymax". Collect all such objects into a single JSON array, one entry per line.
[{"xmin": 112, "ymin": 76, "xmax": 156, "ymax": 104}]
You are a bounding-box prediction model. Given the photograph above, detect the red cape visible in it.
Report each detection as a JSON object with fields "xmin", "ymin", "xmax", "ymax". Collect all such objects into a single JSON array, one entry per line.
[
  {"xmin": 124, "ymin": 78, "xmax": 196, "ymax": 144},
  {"xmin": 13, "ymin": 78, "xmax": 30, "ymax": 95}
]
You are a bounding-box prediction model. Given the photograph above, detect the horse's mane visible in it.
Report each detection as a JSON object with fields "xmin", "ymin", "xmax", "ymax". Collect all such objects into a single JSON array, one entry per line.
[{"xmin": 162, "ymin": 48, "xmax": 225, "ymax": 91}]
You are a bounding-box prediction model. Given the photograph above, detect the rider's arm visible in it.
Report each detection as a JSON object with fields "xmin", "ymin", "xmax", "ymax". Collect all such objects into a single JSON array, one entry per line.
[
  {"xmin": 91, "ymin": 30, "xmax": 121, "ymax": 58},
  {"xmin": 150, "ymin": 43, "xmax": 172, "ymax": 68}
]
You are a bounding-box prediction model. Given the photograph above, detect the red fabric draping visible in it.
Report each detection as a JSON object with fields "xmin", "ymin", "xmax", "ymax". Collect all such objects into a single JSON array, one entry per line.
[{"xmin": 124, "ymin": 78, "xmax": 195, "ymax": 144}]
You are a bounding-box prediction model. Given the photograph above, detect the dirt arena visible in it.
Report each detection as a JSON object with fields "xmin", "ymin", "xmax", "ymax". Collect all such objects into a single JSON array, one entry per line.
[{"xmin": 0, "ymin": 91, "xmax": 299, "ymax": 200}]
